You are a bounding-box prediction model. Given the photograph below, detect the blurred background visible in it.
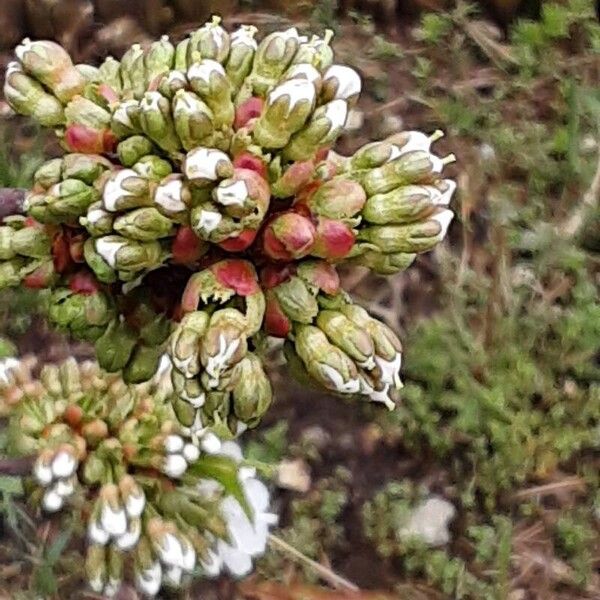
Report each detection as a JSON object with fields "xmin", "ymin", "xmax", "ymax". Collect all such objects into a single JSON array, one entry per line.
[{"xmin": 0, "ymin": 1, "xmax": 599, "ymax": 599}]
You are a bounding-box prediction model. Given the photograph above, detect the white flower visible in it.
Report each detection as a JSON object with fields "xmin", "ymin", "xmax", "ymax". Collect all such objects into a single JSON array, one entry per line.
[
  {"xmin": 199, "ymin": 431, "xmax": 221, "ymax": 454},
  {"xmin": 116, "ymin": 518, "xmax": 142, "ymax": 551},
  {"xmin": 33, "ymin": 456, "xmax": 53, "ymax": 486},
  {"xmin": 54, "ymin": 476, "xmax": 75, "ymax": 497},
  {"xmin": 0, "ymin": 357, "xmax": 20, "ymax": 384},
  {"xmin": 268, "ymin": 79, "xmax": 316, "ymax": 116},
  {"xmin": 123, "ymin": 488, "xmax": 146, "ymax": 519},
  {"xmin": 51, "ymin": 448, "xmax": 77, "ymax": 479},
  {"xmin": 155, "ymin": 532, "xmax": 184, "ymax": 568},
  {"xmin": 322, "ymin": 64, "xmax": 361, "ymax": 101},
  {"xmin": 183, "ymin": 442, "xmax": 200, "ymax": 463},
  {"xmin": 164, "ymin": 434, "xmax": 185, "ymax": 454},
  {"xmin": 100, "ymin": 500, "xmax": 128, "ymax": 537},
  {"xmin": 88, "ymin": 518, "xmax": 110, "ymax": 546},
  {"xmin": 163, "ymin": 454, "xmax": 188, "ymax": 478},
  {"xmin": 163, "ymin": 565, "xmax": 183, "ymax": 587},
  {"xmin": 374, "ymin": 351, "xmax": 402, "ymax": 389},
  {"xmin": 42, "ymin": 488, "xmax": 63, "ymax": 512}
]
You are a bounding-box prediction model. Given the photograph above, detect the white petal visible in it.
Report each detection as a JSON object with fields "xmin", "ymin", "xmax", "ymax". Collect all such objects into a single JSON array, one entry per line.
[
  {"xmin": 103, "ymin": 579, "xmax": 121, "ymax": 597},
  {"xmin": 33, "ymin": 460, "xmax": 53, "ymax": 486},
  {"xmin": 243, "ymin": 479, "xmax": 270, "ymax": 514},
  {"xmin": 101, "ymin": 504, "xmax": 128, "ymax": 537},
  {"xmin": 42, "ymin": 489, "xmax": 63, "ymax": 513},
  {"xmin": 54, "ymin": 477, "xmax": 75, "ymax": 497},
  {"xmin": 163, "ymin": 565, "xmax": 183, "ymax": 587},
  {"xmin": 197, "ymin": 478, "xmax": 223, "ymax": 497},
  {"xmin": 163, "ymin": 454, "xmax": 188, "ymax": 478},
  {"xmin": 124, "ymin": 490, "xmax": 146, "ymax": 519},
  {"xmin": 217, "ymin": 541, "xmax": 253, "ymax": 578},
  {"xmin": 51, "ymin": 451, "xmax": 77, "ymax": 479},
  {"xmin": 88, "ymin": 519, "xmax": 110, "ymax": 546},
  {"xmin": 218, "ymin": 441, "xmax": 243, "ymax": 462},
  {"xmin": 115, "ymin": 519, "xmax": 141, "ymax": 551},
  {"xmin": 164, "ymin": 434, "xmax": 185, "ymax": 454},
  {"xmin": 135, "ymin": 562, "xmax": 162, "ymax": 597},
  {"xmin": 183, "ymin": 443, "xmax": 200, "ymax": 463},
  {"xmin": 221, "ymin": 497, "xmax": 262, "ymax": 556},
  {"xmin": 200, "ymin": 432, "xmax": 221, "ymax": 454},
  {"xmin": 180, "ymin": 538, "xmax": 196, "ymax": 572},
  {"xmin": 199, "ymin": 548, "xmax": 222, "ymax": 577},
  {"xmin": 157, "ymin": 532, "xmax": 184, "ymax": 568}
]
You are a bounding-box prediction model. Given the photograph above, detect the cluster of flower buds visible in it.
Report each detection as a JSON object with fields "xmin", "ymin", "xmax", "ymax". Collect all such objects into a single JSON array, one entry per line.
[
  {"xmin": 1, "ymin": 357, "xmax": 277, "ymax": 597},
  {"xmin": 262, "ymin": 260, "xmax": 401, "ymax": 408},
  {"xmin": 168, "ymin": 259, "xmax": 272, "ymax": 437}
]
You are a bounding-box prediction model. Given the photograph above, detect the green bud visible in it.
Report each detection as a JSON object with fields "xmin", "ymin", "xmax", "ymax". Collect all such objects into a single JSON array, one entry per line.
[
  {"xmin": 76, "ymin": 64, "xmax": 101, "ymax": 83},
  {"xmin": 158, "ymin": 70, "xmax": 188, "ymax": 98},
  {"xmin": 113, "ymin": 207, "xmax": 174, "ymax": 241},
  {"xmin": 83, "ymin": 238, "xmax": 117, "ymax": 283},
  {"xmin": 173, "ymin": 90, "xmax": 215, "ymax": 151},
  {"xmin": 95, "ymin": 319, "xmax": 137, "ymax": 372},
  {"xmin": 93, "ymin": 235, "xmax": 163, "ymax": 272},
  {"xmin": 0, "ymin": 227, "xmax": 16, "ymax": 260},
  {"xmin": 357, "ymin": 209, "xmax": 453, "ymax": 253},
  {"xmin": 111, "ymin": 100, "xmax": 142, "ymax": 139},
  {"xmin": 0, "ymin": 258, "xmax": 25, "ymax": 288},
  {"xmin": 145, "ymin": 35, "xmax": 175, "ymax": 85},
  {"xmin": 253, "ymin": 78, "xmax": 316, "ymax": 149},
  {"xmin": 171, "ymin": 369, "xmax": 207, "ymax": 409},
  {"xmin": 120, "ymin": 44, "xmax": 146, "ymax": 99},
  {"xmin": 350, "ymin": 141, "xmax": 397, "ymax": 170},
  {"xmin": 64, "ymin": 95, "xmax": 111, "ymax": 130},
  {"xmin": 80, "ymin": 202, "xmax": 115, "ymax": 237},
  {"xmin": 117, "ymin": 136, "xmax": 154, "ymax": 167},
  {"xmin": 34, "ymin": 158, "xmax": 63, "ymax": 189},
  {"xmin": 123, "ymin": 344, "xmax": 163, "ymax": 384},
  {"xmin": 169, "ymin": 311, "xmax": 210, "ymax": 378},
  {"xmin": 62, "ymin": 153, "xmax": 111, "ymax": 184},
  {"xmin": 139, "ymin": 91, "xmax": 181, "ymax": 153},
  {"xmin": 174, "ymin": 38, "xmax": 190, "ymax": 71},
  {"xmin": 101, "ymin": 169, "xmax": 152, "ymax": 212},
  {"xmin": 292, "ymin": 31, "xmax": 334, "ymax": 69},
  {"xmin": 3, "ymin": 62, "xmax": 65, "ymax": 127},
  {"xmin": 99, "ymin": 56, "xmax": 122, "ymax": 93},
  {"xmin": 187, "ymin": 59, "xmax": 234, "ymax": 129},
  {"xmin": 304, "ymin": 176, "xmax": 366, "ymax": 221},
  {"xmin": 295, "ymin": 324, "xmax": 360, "ymax": 394},
  {"xmin": 11, "ymin": 226, "xmax": 51, "ymax": 258},
  {"xmin": 282, "ymin": 99, "xmax": 348, "ymax": 162},
  {"xmin": 85, "ymin": 544, "xmax": 107, "ymax": 594},
  {"xmin": 153, "ymin": 175, "xmax": 191, "ymax": 220},
  {"xmin": 188, "ymin": 16, "xmax": 230, "ymax": 64},
  {"xmin": 46, "ymin": 179, "xmax": 100, "ymax": 221},
  {"xmin": 133, "ymin": 155, "xmax": 173, "ymax": 181},
  {"xmin": 23, "ymin": 193, "xmax": 52, "ymax": 223},
  {"xmin": 316, "ymin": 309, "xmax": 375, "ymax": 366},
  {"xmin": 231, "ymin": 353, "xmax": 272, "ymax": 426},
  {"xmin": 225, "ymin": 25, "xmax": 258, "ymax": 93},
  {"xmin": 273, "ymin": 276, "xmax": 319, "ymax": 324},
  {"xmin": 349, "ymin": 250, "xmax": 416, "ymax": 274}
]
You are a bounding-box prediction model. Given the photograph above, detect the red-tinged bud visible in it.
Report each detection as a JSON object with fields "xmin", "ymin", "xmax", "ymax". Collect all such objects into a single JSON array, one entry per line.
[
  {"xmin": 232, "ymin": 153, "xmax": 268, "ymax": 179},
  {"xmin": 171, "ymin": 227, "xmax": 206, "ymax": 265},
  {"xmin": 69, "ymin": 271, "xmax": 101, "ymax": 295},
  {"xmin": 24, "ymin": 217, "xmax": 42, "ymax": 229},
  {"xmin": 64, "ymin": 405, "xmax": 84, "ymax": 428},
  {"xmin": 260, "ymin": 263, "xmax": 294, "ymax": 289},
  {"xmin": 315, "ymin": 147, "xmax": 330, "ymax": 162},
  {"xmin": 69, "ymin": 233, "xmax": 85, "ymax": 263},
  {"xmin": 312, "ymin": 218, "xmax": 355, "ymax": 260},
  {"xmin": 272, "ymin": 160, "xmax": 315, "ymax": 198},
  {"xmin": 234, "ymin": 96, "xmax": 263, "ymax": 130},
  {"xmin": 97, "ymin": 83, "xmax": 119, "ymax": 106},
  {"xmin": 23, "ymin": 260, "xmax": 56, "ymax": 289},
  {"xmin": 212, "ymin": 259, "xmax": 260, "ymax": 296},
  {"xmin": 64, "ymin": 124, "xmax": 117, "ymax": 154},
  {"xmin": 264, "ymin": 290, "xmax": 292, "ymax": 337},
  {"xmin": 263, "ymin": 211, "xmax": 316, "ymax": 261},
  {"xmin": 218, "ymin": 228, "xmax": 257, "ymax": 252},
  {"xmin": 52, "ymin": 231, "xmax": 72, "ymax": 273},
  {"xmin": 297, "ymin": 260, "xmax": 340, "ymax": 295}
]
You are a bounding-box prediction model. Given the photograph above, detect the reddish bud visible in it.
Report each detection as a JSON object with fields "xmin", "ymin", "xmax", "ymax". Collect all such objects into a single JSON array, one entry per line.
[
  {"xmin": 212, "ymin": 259, "xmax": 260, "ymax": 296},
  {"xmin": 264, "ymin": 291, "xmax": 292, "ymax": 337},
  {"xmin": 64, "ymin": 405, "xmax": 84, "ymax": 428},
  {"xmin": 69, "ymin": 233, "xmax": 85, "ymax": 263},
  {"xmin": 273, "ymin": 160, "xmax": 315, "ymax": 198},
  {"xmin": 64, "ymin": 124, "xmax": 117, "ymax": 154},
  {"xmin": 260, "ymin": 263, "xmax": 294, "ymax": 289},
  {"xmin": 233, "ymin": 153, "xmax": 268, "ymax": 179},
  {"xmin": 263, "ymin": 212, "xmax": 316, "ymax": 261},
  {"xmin": 52, "ymin": 231, "xmax": 72, "ymax": 273},
  {"xmin": 218, "ymin": 228, "xmax": 258, "ymax": 252},
  {"xmin": 234, "ymin": 97, "xmax": 263, "ymax": 130},
  {"xmin": 69, "ymin": 271, "xmax": 101, "ymax": 295},
  {"xmin": 312, "ymin": 218, "xmax": 355, "ymax": 260},
  {"xmin": 172, "ymin": 226, "xmax": 205, "ymax": 265},
  {"xmin": 97, "ymin": 83, "xmax": 119, "ymax": 106},
  {"xmin": 299, "ymin": 260, "xmax": 340, "ymax": 295},
  {"xmin": 23, "ymin": 261, "xmax": 56, "ymax": 289},
  {"xmin": 315, "ymin": 146, "xmax": 330, "ymax": 162}
]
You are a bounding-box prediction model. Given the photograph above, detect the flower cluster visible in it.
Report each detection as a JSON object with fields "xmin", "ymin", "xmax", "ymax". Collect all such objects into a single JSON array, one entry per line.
[
  {"xmin": 0, "ymin": 17, "xmax": 456, "ymax": 593},
  {"xmin": 0, "ymin": 358, "xmax": 277, "ymax": 596}
]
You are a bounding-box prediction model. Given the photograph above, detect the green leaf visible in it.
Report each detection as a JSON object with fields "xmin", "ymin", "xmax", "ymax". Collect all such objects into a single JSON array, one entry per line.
[
  {"xmin": 0, "ymin": 475, "xmax": 23, "ymax": 496},
  {"xmin": 45, "ymin": 525, "xmax": 74, "ymax": 565}
]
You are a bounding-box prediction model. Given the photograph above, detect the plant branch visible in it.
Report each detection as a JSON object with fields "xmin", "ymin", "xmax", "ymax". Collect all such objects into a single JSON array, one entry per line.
[
  {"xmin": 0, "ymin": 188, "xmax": 26, "ymax": 221},
  {"xmin": 0, "ymin": 456, "xmax": 34, "ymax": 476},
  {"xmin": 268, "ymin": 533, "xmax": 359, "ymax": 592}
]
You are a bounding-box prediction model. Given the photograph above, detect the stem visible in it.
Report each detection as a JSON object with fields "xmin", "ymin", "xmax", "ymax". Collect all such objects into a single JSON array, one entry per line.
[
  {"xmin": 268, "ymin": 533, "xmax": 359, "ymax": 592},
  {"xmin": 0, "ymin": 188, "xmax": 26, "ymax": 221},
  {"xmin": 0, "ymin": 456, "xmax": 34, "ymax": 476}
]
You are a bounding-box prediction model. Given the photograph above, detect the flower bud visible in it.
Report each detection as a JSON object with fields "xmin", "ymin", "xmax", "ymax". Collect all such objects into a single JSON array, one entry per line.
[
  {"xmin": 34, "ymin": 158, "xmax": 63, "ymax": 189},
  {"xmin": 95, "ymin": 319, "xmax": 137, "ymax": 372},
  {"xmin": 295, "ymin": 325, "xmax": 360, "ymax": 394},
  {"xmin": 114, "ymin": 207, "xmax": 174, "ymax": 241},
  {"xmin": 117, "ymin": 136, "xmax": 154, "ymax": 167},
  {"xmin": 188, "ymin": 16, "xmax": 230, "ymax": 64},
  {"xmin": 316, "ymin": 309, "xmax": 375, "ymax": 367},
  {"xmin": 262, "ymin": 211, "xmax": 316, "ymax": 261},
  {"xmin": 158, "ymin": 69, "xmax": 188, "ymax": 98},
  {"xmin": 171, "ymin": 370, "xmax": 206, "ymax": 409},
  {"xmin": 153, "ymin": 174, "xmax": 191, "ymax": 220},
  {"xmin": 362, "ymin": 182, "xmax": 455, "ymax": 225},
  {"xmin": 11, "ymin": 226, "xmax": 52, "ymax": 258},
  {"xmin": 200, "ymin": 309, "xmax": 248, "ymax": 388},
  {"xmin": 225, "ymin": 25, "xmax": 258, "ymax": 92},
  {"xmin": 139, "ymin": 91, "xmax": 181, "ymax": 153},
  {"xmin": 321, "ymin": 64, "xmax": 361, "ymax": 106},
  {"xmin": 171, "ymin": 226, "xmax": 207, "ymax": 265},
  {"xmin": 62, "ymin": 153, "xmax": 111, "ymax": 185},
  {"xmin": 283, "ymin": 99, "xmax": 348, "ymax": 162},
  {"xmin": 173, "ymin": 90, "xmax": 215, "ymax": 151},
  {"xmin": 231, "ymin": 353, "xmax": 272, "ymax": 426},
  {"xmin": 385, "ymin": 129, "xmax": 445, "ymax": 157},
  {"xmin": 80, "ymin": 202, "xmax": 114, "ymax": 237},
  {"xmin": 133, "ymin": 156, "xmax": 173, "ymax": 182},
  {"xmin": 102, "ymin": 169, "xmax": 152, "ymax": 212},
  {"xmin": 123, "ymin": 344, "xmax": 164, "ymax": 384},
  {"xmin": 252, "ymin": 79, "xmax": 316, "ymax": 149},
  {"xmin": 213, "ymin": 167, "xmax": 270, "ymax": 222},
  {"xmin": 264, "ymin": 290, "xmax": 292, "ymax": 337},
  {"xmin": 183, "ymin": 147, "xmax": 233, "ymax": 186},
  {"xmin": 357, "ymin": 209, "xmax": 453, "ymax": 253},
  {"xmin": 187, "ymin": 59, "xmax": 234, "ymax": 128},
  {"xmin": 120, "ymin": 43, "xmax": 146, "ymax": 99},
  {"xmin": 301, "ymin": 176, "xmax": 365, "ymax": 220},
  {"xmin": 350, "ymin": 250, "xmax": 416, "ymax": 274},
  {"xmin": 272, "ymin": 275, "xmax": 319, "ymax": 324},
  {"xmin": 15, "ymin": 38, "xmax": 85, "ymax": 102},
  {"xmin": 111, "ymin": 100, "xmax": 142, "ymax": 139},
  {"xmin": 312, "ymin": 217, "xmax": 355, "ymax": 260},
  {"xmin": 86, "ymin": 544, "xmax": 107, "ymax": 594},
  {"xmin": 271, "ymin": 159, "xmax": 316, "ymax": 199},
  {"xmin": 169, "ymin": 311, "xmax": 210, "ymax": 378},
  {"xmin": 296, "ymin": 260, "xmax": 340, "ymax": 295},
  {"xmin": 361, "ymin": 150, "xmax": 455, "ymax": 196},
  {"xmin": 145, "ymin": 35, "xmax": 175, "ymax": 85},
  {"xmin": 293, "ymin": 31, "xmax": 335, "ymax": 68},
  {"xmin": 45, "ymin": 179, "xmax": 100, "ymax": 222},
  {"xmin": 99, "ymin": 56, "xmax": 122, "ymax": 94},
  {"xmin": 65, "ymin": 95, "xmax": 111, "ymax": 133},
  {"xmin": 64, "ymin": 123, "xmax": 117, "ymax": 154},
  {"xmin": 92, "ymin": 235, "xmax": 163, "ymax": 273},
  {"xmin": 3, "ymin": 62, "xmax": 65, "ymax": 127},
  {"xmin": 350, "ymin": 140, "xmax": 398, "ymax": 170},
  {"xmin": 250, "ymin": 27, "xmax": 306, "ymax": 95},
  {"xmin": 134, "ymin": 539, "xmax": 162, "ymax": 597}
]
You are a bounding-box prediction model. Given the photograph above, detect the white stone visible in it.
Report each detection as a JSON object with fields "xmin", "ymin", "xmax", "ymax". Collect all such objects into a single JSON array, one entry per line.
[{"xmin": 398, "ymin": 497, "xmax": 456, "ymax": 547}]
